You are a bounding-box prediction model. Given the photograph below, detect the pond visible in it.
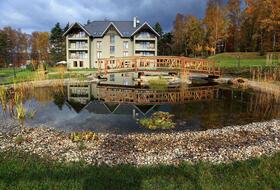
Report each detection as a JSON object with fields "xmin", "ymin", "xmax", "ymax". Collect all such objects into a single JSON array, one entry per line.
[{"xmin": 1, "ymin": 81, "xmax": 280, "ymax": 134}]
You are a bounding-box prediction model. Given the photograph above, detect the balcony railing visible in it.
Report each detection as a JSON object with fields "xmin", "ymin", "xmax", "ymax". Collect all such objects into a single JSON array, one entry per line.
[
  {"xmin": 135, "ymin": 45, "xmax": 155, "ymax": 50},
  {"xmin": 69, "ymin": 55, "xmax": 88, "ymax": 59},
  {"xmin": 68, "ymin": 34, "xmax": 87, "ymax": 39},
  {"xmin": 69, "ymin": 45, "xmax": 88, "ymax": 49}
]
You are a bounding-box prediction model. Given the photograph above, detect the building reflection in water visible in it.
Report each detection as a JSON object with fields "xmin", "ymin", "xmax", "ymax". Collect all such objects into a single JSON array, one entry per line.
[{"xmin": 66, "ymin": 81, "xmax": 219, "ymax": 120}]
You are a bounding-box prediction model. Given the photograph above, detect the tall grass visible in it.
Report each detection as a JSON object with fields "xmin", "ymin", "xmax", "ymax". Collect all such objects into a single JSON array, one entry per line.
[{"xmin": 250, "ymin": 66, "xmax": 280, "ymax": 82}]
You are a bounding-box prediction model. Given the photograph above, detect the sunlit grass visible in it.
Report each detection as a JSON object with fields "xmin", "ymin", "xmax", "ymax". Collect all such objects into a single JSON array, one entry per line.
[
  {"xmin": 208, "ymin": 52, "xmax": 279, "ymax": 68},
  {"xmin": 0, "ymin": 150, "xmax": 279, "ymax": 190}
]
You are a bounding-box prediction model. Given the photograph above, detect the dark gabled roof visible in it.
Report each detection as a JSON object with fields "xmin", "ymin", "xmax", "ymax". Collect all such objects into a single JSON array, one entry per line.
[
  {"xmin": 84, "ymin": 21, "xmax": 142, "ymax": 37},
  {"xmin": 63, "ymin": 20, "xmax": 160, "ymax": 38}
]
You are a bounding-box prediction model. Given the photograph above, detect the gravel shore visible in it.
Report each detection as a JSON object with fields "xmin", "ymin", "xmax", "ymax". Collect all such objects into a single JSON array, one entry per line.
[{"xmin": 0, "ymin": 119, "xmax": 279, "ymax": 166}]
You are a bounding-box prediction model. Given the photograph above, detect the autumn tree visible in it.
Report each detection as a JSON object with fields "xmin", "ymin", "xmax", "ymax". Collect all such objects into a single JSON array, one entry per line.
[
  {"xmin": 0, "ymin": 27, "xmax": 30, "ymax": 68},
  {"xmin": 204, "ymin": 0, "xmax": 229, "ymax": 54},
  {"xmin": 183, "ymin": 15, "xmax": 205, "ymax": 56},
  {"xmin": 31, "ymin": 32, "xmax": 50, "ymax": 69},
  {"xmin": 227, "ymin": 0, "xmax": 242, "ymax": 52}
]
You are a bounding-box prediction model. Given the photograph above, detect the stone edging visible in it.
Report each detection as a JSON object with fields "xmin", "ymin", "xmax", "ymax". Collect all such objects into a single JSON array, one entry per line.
[{"xmin": 0, "ymin": 119, "xmax": 279, "ymax": 166}]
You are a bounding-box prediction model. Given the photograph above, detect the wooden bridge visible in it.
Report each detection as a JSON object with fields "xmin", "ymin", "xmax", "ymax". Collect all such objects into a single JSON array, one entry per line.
[
  {"xmin": 97, "ymin": 56, "xmax": 221, "ymax": 78},
  {"xmin": 97, "ymin": 85, "xmax": 219, "ymax": 105}
]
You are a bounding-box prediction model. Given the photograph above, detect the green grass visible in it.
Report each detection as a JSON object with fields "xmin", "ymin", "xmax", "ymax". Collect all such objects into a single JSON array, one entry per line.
[
  {"xmin": 0, "ymin": 68, "xmax": 90, "ymax": 85},
  {"xmin": 0, "ymin": 151, "xmax": 279, "ymax": 190},
  {"xmin": 208, "ymin": 52, "xmax": 279, "ymax": 68},
  {"xmin": 0, "ymin": 69, "xmax": 37, "ymax": 85}
]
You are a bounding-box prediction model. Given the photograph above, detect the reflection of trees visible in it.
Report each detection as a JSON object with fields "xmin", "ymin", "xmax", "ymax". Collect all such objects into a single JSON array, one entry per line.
[
  {"xmin": 172, "ymin": 89, "xmax": 280, "ymax": 130},
  {"xmin": 53, "ymin": 92, "xmax": 66, "ymax": 110}
]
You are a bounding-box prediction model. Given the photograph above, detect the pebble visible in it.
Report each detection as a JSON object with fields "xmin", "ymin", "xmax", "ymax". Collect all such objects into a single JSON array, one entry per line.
[{"xmin": 0, "ymin": 118, "xmax": 280, "ymax": 166}]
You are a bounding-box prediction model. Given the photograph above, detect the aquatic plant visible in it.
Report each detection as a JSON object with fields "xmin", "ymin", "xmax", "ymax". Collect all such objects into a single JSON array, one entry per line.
[
  {"xmin": 15, "ymin": 102, "xmax": 26, "ymax": 128},
  {"xmin": 27, "ymin": 108, "xmax": 36, "ymax": 119},
  {"xmin": 0, "ymin": 86, "xmax": 7, "ymax": 112},
  {"xmin": 69, "ymin": 132, "xmax": 98, "ymax": 143},
  {"xmin": 15, "ymin": 135, "xmax": 25, "ymax": 145},
  {"xmin": 139, "ymin": 111, "xmax": 176, "ymax": 130}
]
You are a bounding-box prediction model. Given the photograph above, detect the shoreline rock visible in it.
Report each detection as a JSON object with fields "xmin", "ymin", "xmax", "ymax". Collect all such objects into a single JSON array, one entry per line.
[{"xmin": 0, "ymin": 119, "xmax": 279, "ymax": 166}]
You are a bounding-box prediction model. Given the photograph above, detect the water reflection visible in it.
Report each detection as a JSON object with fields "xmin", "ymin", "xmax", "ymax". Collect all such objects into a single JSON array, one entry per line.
[{"xmin": 1, "ymin": 82, "xmax": 279, "ymax": 134}]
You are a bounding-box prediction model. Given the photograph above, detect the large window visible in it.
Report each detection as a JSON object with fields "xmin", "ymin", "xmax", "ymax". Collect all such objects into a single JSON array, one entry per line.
[
  {"xmin": 110, "ymin": 46, "xmax": 115, "ymax": 54},
  {"xmin": 97, "ymin": 51, "xmax": 102, "ymax": 59},
  {"xmin": 123, "ymin": 51, "xmax": 128, "ymax": 57},
  {"xmin": 123, "ymin": 41, "xmax": 129, "ymax": 49},
  {"xmin": 110, "ymin": 34, "xmax": 115, "ymax": 44},
  {"xmin": 97, "ymin": 41, "xmax": 102, "ymax": 49}
]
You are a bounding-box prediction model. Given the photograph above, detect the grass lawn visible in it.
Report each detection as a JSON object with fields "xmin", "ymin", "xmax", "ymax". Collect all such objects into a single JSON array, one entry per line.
[
  {"xmin": 208, "ymin": 52, "xmax": 279, "ymax": 68},
  {"xmin": 0, "ymin": 67, "xmax": 91, "ymax": 85},
  {"xmin": 0, "ymin": 151, "xmax": 279, "ymax": 190}
]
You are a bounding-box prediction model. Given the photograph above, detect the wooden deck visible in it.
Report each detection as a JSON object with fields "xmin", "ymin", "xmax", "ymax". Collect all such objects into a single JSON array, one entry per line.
[
  {"xmin": 97, "ymin": 85, "xmax": 219, "ymax": 105},
  {"xmin": 97, "ymin": 56, "xmax": 221, "ymax": 77}
]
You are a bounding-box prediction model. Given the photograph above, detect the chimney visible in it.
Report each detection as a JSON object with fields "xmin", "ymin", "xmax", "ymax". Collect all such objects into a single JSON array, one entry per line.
[{"xmin": 133, "ymin": 16, "xmax": 138, "ymax": 28}]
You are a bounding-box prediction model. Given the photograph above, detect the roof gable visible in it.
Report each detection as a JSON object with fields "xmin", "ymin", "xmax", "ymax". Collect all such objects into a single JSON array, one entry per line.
[
  {"xmin": 101, "ymin": 22, "xmax": 124, "ymax": 37},
  {"xmin": 131, "ymin": 22, "xmax": 160, "ymax": 37},
  {"xmin": 63, "ymin": 22, "xmax": 91, "ymax": 37},
  {"xmin": 64, "ymin": 20, "xmax": 159, "ymax": 38}
]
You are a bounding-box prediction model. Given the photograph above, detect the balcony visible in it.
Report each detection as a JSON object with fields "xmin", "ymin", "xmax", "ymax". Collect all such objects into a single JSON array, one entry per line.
[
  {"xmin": 69, "ymin": 55, "xmax": 88, "ymax": 59},
  {"xmin": 68, "ymin": 45, "xmax": 88, "ymax": 50},
  {"xmin": 68, "ymin": 34, "xmax": 88, "ymax": 40},
  {"xmin": 135, "ymin": 44, "xmax": 156, "ymax": 51}
]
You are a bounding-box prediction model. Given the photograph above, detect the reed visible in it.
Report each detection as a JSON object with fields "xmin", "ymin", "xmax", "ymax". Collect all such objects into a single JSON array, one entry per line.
[
  {"xmin": 0, "ymin": 86, "xmax": 7, "ymax": 112},
  {"xmin": 250, "ymin": 66, "xmax": 280, "ymax": 82}
]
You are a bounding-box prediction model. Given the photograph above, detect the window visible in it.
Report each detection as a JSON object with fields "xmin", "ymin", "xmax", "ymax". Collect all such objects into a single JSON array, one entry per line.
[
  {"xmin": 73, "ymin": 61, "xmax": 78, "ymax": 67},
  {"xmin": 123, "ymin": 41, "xmax": 129, "ymax": 49},
  {"xmin": 79, "ymin": 61, "xmax": 83, "ymax": 67},
  {"xmin": 110, "ymin": 56, "xmax": 115, "ymax": 64},
  {"xmin": 110, "ymin": 46, "xmax": 115, "ymax": 54},
  {"xmin": 109, "ymin": 74, "xmax": 115, "ymax": 81},
  {"xmin": 97, "ymin": 51, "xmax": 102, "ymax": 59},
  {"xmin": 123, "ymin": 51, "xmax": 128, "ymax": 57},
  {"xmin": 110, "ymin": 34, "xmax": 115, "ymax": 43},
  {"xmin": 97, "ymin": 41, "xmax": 102, "ymax": 49}
]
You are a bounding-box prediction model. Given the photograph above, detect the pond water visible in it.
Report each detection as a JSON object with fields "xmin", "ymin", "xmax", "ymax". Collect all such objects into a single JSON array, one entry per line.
[{"xmin": 1, "ymin": 81, "xmax": 280, "ymax": 134}]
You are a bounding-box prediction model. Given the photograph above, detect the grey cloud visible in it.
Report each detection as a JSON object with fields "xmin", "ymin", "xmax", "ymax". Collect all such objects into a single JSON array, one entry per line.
[{"xmin": 0, "ymin": 0, "xmax": 207, "ymax": 33}]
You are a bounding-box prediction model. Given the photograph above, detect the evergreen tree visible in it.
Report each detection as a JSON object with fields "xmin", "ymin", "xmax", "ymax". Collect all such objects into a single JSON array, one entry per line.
[
  {"xmin": 153, "ymin": 22, "xmax": 163, "ymax": 37},
  {"xmin": 50, "ymin": 22, "xmax": 64, "ymax": 64},
  {"xmin": 0, "ymin": 31, "xmax": 7, "ymax": 67}
]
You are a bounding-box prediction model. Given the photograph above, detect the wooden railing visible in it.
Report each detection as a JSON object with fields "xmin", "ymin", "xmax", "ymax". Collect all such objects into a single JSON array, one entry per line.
[
  {"xmin": 97, "ymin": 85, "xmax": 219, "ymax": 105},
  {"xmin": 97, "ymin": 56, "xmax": 221, "ymax": 77}
]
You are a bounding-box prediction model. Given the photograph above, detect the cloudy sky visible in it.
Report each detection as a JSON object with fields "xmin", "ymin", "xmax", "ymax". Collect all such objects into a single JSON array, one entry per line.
[{"xmin": 0, "ymin": 0, "xmax": 208, "ymax": 33}]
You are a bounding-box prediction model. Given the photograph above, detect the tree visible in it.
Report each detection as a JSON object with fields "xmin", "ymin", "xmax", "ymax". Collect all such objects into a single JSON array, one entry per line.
[
  {"xmin": 227, "ymin": 0, "xmax": 242, "ymax": 52},
  {"xmin": 158, "ymin": 32, "xmax": 173, "ymax": 56},
  {"xmin": 31, "ymin": 32, "xmax": 50, "ymax": 69},
  {"xmin": 62, "ymin": 23, "xmax": 70, "ymax": 60},
  {"xmin": 50, "ymin": 23, "xmax": 64, "ymax": 64},
  {"xmin": 204, "ymin": 0, "xmax": 229, "ymax": 54},
  {"xmin": 183, "ymin": 15, "xmax": 204, "ymax": 56},
  {"xmin": 172, "ymin": 13, "xmax": 186, "ymax": 55},
  {"xmin": 0, "ymin": 30, "xmax": 7, "ymax": 67},
  {"xmin": 153, "ymin": 22, "xmax": 163, "ymax": 37}
]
